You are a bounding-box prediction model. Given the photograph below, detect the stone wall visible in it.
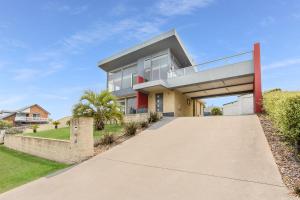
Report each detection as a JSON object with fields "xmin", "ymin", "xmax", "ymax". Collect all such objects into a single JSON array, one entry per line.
[
  {"xmin": 124, "ymin": 113, "xmax": 149, "ymax": 123},
  {"xmin": 4, "ymin": 117, "xmax": 94, "ymax": 164},
  {"xmin": 0, "ymin": 130, "xmax": 5, "ymax": 144}
]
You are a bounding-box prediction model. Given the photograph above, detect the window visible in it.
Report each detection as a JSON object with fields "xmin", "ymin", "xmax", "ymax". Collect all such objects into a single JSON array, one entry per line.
[
  {"xmin": 144, "ymin": 58, "xmax": 151, "ymax": 82},
  {"xmin": 108, "ymin": 64, "xmax": 137, "ymax": 92},
  {"xmin": 117, "ymin": 100, "xmax": 125, "ymax": 114},
  {"xmin": 143, "ymin": 53, "xmax": 169, "ymax": 81},
  {"xmin": 122, "ymin": 65, "xmax": 137, "ymax": 89},
  {"xmin": 126, "ymin": 97, "xmax": 136, "ymax": 114},
  {"xmin": 33, "ymin": 113, "xmax": 40, "ymax": 118},
  {"xmin": 108, "ymin": 70, "xmax": 122, "ymax": 92}
]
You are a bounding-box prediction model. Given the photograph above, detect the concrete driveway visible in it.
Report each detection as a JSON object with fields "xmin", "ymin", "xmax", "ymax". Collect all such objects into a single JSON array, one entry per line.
[{"xmin": 0, "ymin": 115, "xmax": 293, "ymax": 200}]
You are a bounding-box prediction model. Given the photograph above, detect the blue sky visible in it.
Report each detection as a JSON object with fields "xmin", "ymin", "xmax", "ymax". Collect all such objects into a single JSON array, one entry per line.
[{"xmin": 0, "ymin": 0, "xmax": 300, "ymax": 119}]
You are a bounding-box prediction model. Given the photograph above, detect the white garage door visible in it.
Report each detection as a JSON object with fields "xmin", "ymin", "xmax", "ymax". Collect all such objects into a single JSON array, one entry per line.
[{"xmin": 240, "ymin": 95, "xmax": 254, "ymax": 115}]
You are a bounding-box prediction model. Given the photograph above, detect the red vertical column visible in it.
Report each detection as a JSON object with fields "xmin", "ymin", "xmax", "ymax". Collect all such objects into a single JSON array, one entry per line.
[
  {"xmin": 136, "ymin": 76, "xmax": 148, "ymax": 112},
  {"xmin": 253, "ymin": 43, "xmax": 262, "ymax": 113}
]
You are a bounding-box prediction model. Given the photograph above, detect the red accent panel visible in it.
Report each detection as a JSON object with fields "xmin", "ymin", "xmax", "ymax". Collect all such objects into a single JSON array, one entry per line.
[
  {"xmin": 136, "ymin": 76, "xmax": 148, "ymax": 109},
  {"xmin": 253, "ymin": 43, "xmax": 262, "ymax": 113}
]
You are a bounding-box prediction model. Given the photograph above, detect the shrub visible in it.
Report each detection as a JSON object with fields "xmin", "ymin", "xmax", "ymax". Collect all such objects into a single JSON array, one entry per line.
[
  {"xmin": 52, "ymin": 121, "xmax": 60, "ymax": 129},
  {"xmin": 0, "ymin": 120, "xmax": 12, "ymax": 129},
  {"xmin": 30, "ymin": 124, "xmax": 39, "ymax": 133},
  {"xmin": 139, "ymin": 121, "xmax": 149, "ymax": 128},
  {"xmin": 149, "ymin": 112, "xmax": 160, "ymax": 123},
  {"xmin": 124, "ymin": 122, "xmax": 138, "ymax": 136},
  {"xmin": 211, "ymin": 107, "xmax": 222, "ymax": 115},
  {"xmin": 5, "ymin": 127, "xmax": 23, "ymax": 134},
  {"xmin": 294, "ymin": 183, "xmax": 300, "ymax": 197},
  {"xmin": 100, "ymin": 132, "xmax": 115, "ymax": 145},
  {"xmin": 263, "ymin": 90, "xmax": 300, "ymax": 142},
  {"xmin": 66, "ymin": 120, "xmax": 71, "ymax": 127}
]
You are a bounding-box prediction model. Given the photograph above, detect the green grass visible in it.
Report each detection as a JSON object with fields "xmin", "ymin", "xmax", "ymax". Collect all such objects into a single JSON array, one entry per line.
[
  {"xmin": 0, "ymin": 145, "xmax": 68, "ymax": 193},
  {"xmin": 24, "ymin": 124, "xmax": 123, "ymax": 140}
]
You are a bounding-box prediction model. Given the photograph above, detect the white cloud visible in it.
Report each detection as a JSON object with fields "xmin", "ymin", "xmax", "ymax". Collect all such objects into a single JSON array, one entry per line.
[
  {"xmin": 12, "ymin": 62, "xmax": 64, "ymax": 81},
  {"xmin": 156, "ymin": 0, "xmax": 213, "ymax": 16},
  {"xmin": 12, "ymin": 68, "xmax": 40, "ymax": 81},
  {"xmin": 0, "ymin": 95, "xmax": 27, "ymax": 106},
  {"xmin": 260, "ymin": 16, "xmax": 275, "ymax": 27},
  {"xmin": 43, "ymin": 3, "xmax": 88, "ymax": 15},
  {"xmin": 0, "ymin": 38, "xmax": 27, "ymax": 50},
  {"xmin": 110, "ymin": 4, "xmax": 137, "ymax": 16},
  {"xmin": 39, "ymin": 94, "xmax": 68, "ymax": 100},
  {"xmin": 263, "ymin": 58, "xmax": 300, "ymax": 71},
  {"xmin": 26, "ymin": 17, "xmax": 164, "ymax": 64},
  {"xmin": 292, "ymin": 13, "xmax": 300, "ymax": 20}
]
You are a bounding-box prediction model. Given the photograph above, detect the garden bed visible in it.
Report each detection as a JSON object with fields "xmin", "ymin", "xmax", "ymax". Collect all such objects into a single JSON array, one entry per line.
[
  {"xmin": 94, "ymin": 126, "xmax": 146, "ymax": 154},
  {"xmin": 258, "ymin": 114, "xmax": 300, "ymax": 193}
]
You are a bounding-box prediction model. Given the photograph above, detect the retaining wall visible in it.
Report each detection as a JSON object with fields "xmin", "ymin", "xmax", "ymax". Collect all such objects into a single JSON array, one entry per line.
[{"xmin": 4, "ymin": 117, "xmax": 94, "ymax": 164}]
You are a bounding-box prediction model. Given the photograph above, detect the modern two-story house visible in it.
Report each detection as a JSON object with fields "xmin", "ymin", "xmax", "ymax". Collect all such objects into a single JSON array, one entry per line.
[
  {"xmin": 0, "ymin": 104, "xmax": 50, "ymax": 126},
  {"xmin": 98, "ymin": 29, "xmax": 262, "ymax": 117}
]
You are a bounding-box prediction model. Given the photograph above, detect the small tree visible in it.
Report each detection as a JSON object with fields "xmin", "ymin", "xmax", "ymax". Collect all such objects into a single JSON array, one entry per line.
[
  {"xmin": 0, "ymin": 120, "xmax": 12, "ymax": 129},
  {"xmin": 53, "ymin": 121, "xmax": 60, "ymax": 129},
  {"xmin": 73, "ymin": 90, "xmax": 123, "ymax": 130},
  {"xmin": 211, "ymin": 107, "xmax": 222, "ymax": 115},
  {"xmin": 66, "ymin": 120, "xmax": 71, "ymax": 127},
  {"xmin": 30, "ymin": 124, "xmax": 39, "ymax": 133}
]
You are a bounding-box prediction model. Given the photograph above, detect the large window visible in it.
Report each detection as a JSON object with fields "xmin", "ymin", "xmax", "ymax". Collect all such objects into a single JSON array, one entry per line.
[
  {"xmin": 122, "ymin": 66, "xmax": 136, "ymax": 89},
  {"xmin": 126, "ymin": 97, "xmax": 136, "ymax": 114},
  {"xmin": 108, "ymin": 64, "xmax": 137, "ymax": 92},
  {"xmin": 117, "ymin": 100, "xmax": 125, "ymax": 114},
  {"xmin": 144, "ymin": 58, "xmax": 151, "ymax": 82},
  {"xmin": 108, "ymin": 70, "xmax": 122, "ymax": 91},
  {"xmin": 143, "ymin": 53, "xmax": 169, "ymax": 81}
]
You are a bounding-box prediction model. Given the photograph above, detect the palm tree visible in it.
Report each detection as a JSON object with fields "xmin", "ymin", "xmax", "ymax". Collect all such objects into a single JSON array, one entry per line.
[
  {"xmin": 52, "ymin": 121, "xmax": 60, "ymax": 129},
  {"xmin": 72, "ymin": 90, "xmax": 123, "ymax": 130}
]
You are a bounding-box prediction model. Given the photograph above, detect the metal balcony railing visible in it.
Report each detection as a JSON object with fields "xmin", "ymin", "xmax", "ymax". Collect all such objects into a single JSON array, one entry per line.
[
  {"xmin": 168, "ymin": 50, "xmax": 253, "ymax": 79},
  {"xmin": 15, "ymin": 116, "xmax": 49, "ymax": 122}
]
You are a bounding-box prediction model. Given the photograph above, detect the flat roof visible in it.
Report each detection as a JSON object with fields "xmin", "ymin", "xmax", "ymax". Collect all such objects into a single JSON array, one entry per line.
[{"xmin": 98, "ymin": 29, "xmax": 195, "ymax": 72}]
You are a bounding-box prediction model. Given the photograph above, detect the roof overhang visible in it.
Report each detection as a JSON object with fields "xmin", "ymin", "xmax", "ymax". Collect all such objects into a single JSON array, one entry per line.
[{"xmin": 98, "ymin": 29, "xmax": 194, "ymax": 72}]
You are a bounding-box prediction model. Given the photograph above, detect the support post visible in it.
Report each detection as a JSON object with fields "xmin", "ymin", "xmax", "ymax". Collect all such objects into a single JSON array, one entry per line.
[{"xmin": 253, "ymin": 43, "xmax": 262, "ymax": 113}]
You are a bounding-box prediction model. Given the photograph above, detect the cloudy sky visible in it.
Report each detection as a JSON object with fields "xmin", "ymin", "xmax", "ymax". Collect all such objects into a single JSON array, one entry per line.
[{"xmin": 0, "ymin": 0, "xmax": 300, "ymax": 119}]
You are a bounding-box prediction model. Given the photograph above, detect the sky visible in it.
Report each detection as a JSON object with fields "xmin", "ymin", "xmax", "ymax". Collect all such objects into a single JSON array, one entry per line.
[{"xmin": 0, "ymin": 0, "xmax": 300, "ymax": 119}]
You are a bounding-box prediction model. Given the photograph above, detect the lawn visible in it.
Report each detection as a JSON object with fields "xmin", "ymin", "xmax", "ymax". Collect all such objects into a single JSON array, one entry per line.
[
  {"xmin": 0, "ymin": 145, "xmax": 68, "ymax": 193},
  {"xmin": 24, "ymin": 124, "xmax": 123, "ymax": 140}
]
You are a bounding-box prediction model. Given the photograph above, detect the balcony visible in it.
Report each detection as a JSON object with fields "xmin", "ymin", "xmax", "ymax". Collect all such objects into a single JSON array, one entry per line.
[
  {"xmin": 133, "ymin": 50, "xmax": 256, "ymax": 98},
  {"xmin": 168, "ymin": 51, "xmax": 253, "ymax": 79},
  {"xmin": 15, "ymin": 116, "xmax": 49, "ymax": 123}
]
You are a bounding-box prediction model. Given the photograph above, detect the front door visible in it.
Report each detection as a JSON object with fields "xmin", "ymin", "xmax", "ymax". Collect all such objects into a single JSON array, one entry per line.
[{"xmin": 155, "ymin": 93, "xmax": 163, "ymax": 112}]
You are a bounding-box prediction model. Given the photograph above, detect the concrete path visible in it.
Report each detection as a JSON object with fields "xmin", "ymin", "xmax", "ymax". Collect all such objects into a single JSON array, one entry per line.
[{"xmin": 0, "ymin": 115, "xmax": 293, "ymax": 200}]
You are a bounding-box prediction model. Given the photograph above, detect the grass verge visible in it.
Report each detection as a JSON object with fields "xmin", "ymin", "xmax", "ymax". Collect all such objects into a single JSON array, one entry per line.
[
  {"xmin": 0, "ymin": 145, "xmax": 68, "ymax": 193},
  {"xmin": 24, "ymin": 124, "xmax": 123, "ymax": 140}
]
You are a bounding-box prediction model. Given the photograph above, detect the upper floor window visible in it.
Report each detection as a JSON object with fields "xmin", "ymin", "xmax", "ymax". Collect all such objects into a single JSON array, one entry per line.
[
  {"xmin": 108, "ymin": 64, "xmax": 137, "ymax": 92},
  {"xmin": 144, "ymin": 53, "xmax": 169, "ymax": 81},
  {"xmin": 33, "ymin": 113, "xmax": 40, "ymax": 118}
]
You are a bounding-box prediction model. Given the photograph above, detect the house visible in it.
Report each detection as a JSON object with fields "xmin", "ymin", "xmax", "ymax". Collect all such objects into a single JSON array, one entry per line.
[
  {"xmin": 0, "ymin": 104, "xmax": 50, "ymax": 126},
  {"xmin": 223, "ymin": 94, "xmax": 254, "ymax": 116},
  {"xmin": 204, "ymin": 106, "xmax": 222, "ymax": 116},
  {"xmin": 98, "ymin": 29, "xmax": 262, "ymax": 117}
]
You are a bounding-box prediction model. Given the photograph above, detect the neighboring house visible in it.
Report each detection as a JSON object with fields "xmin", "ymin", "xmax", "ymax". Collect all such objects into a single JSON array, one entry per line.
[
  {"xmin": 0, "ymin": 104, "xmax": 50, "ymax": 126},
  {"xmin": 204, "ymin": 106, "xmax": 222, "ymax": 116},
  {"xmin": 223, "ymin": 94, "xmax": 254, "ymax": 116},
  {"xmin": 98, "ymin": 29, "xmax": 263, "ymax": 117}
]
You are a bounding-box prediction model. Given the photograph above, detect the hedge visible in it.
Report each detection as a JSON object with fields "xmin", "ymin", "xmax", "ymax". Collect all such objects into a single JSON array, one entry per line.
[
  {"xmin": 263, "ymin": 90, "xmax": 300, "ymax": 142},
  {"xmin": 0, "ymin": 120, "xmax": 12, "ymax": 129}
]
